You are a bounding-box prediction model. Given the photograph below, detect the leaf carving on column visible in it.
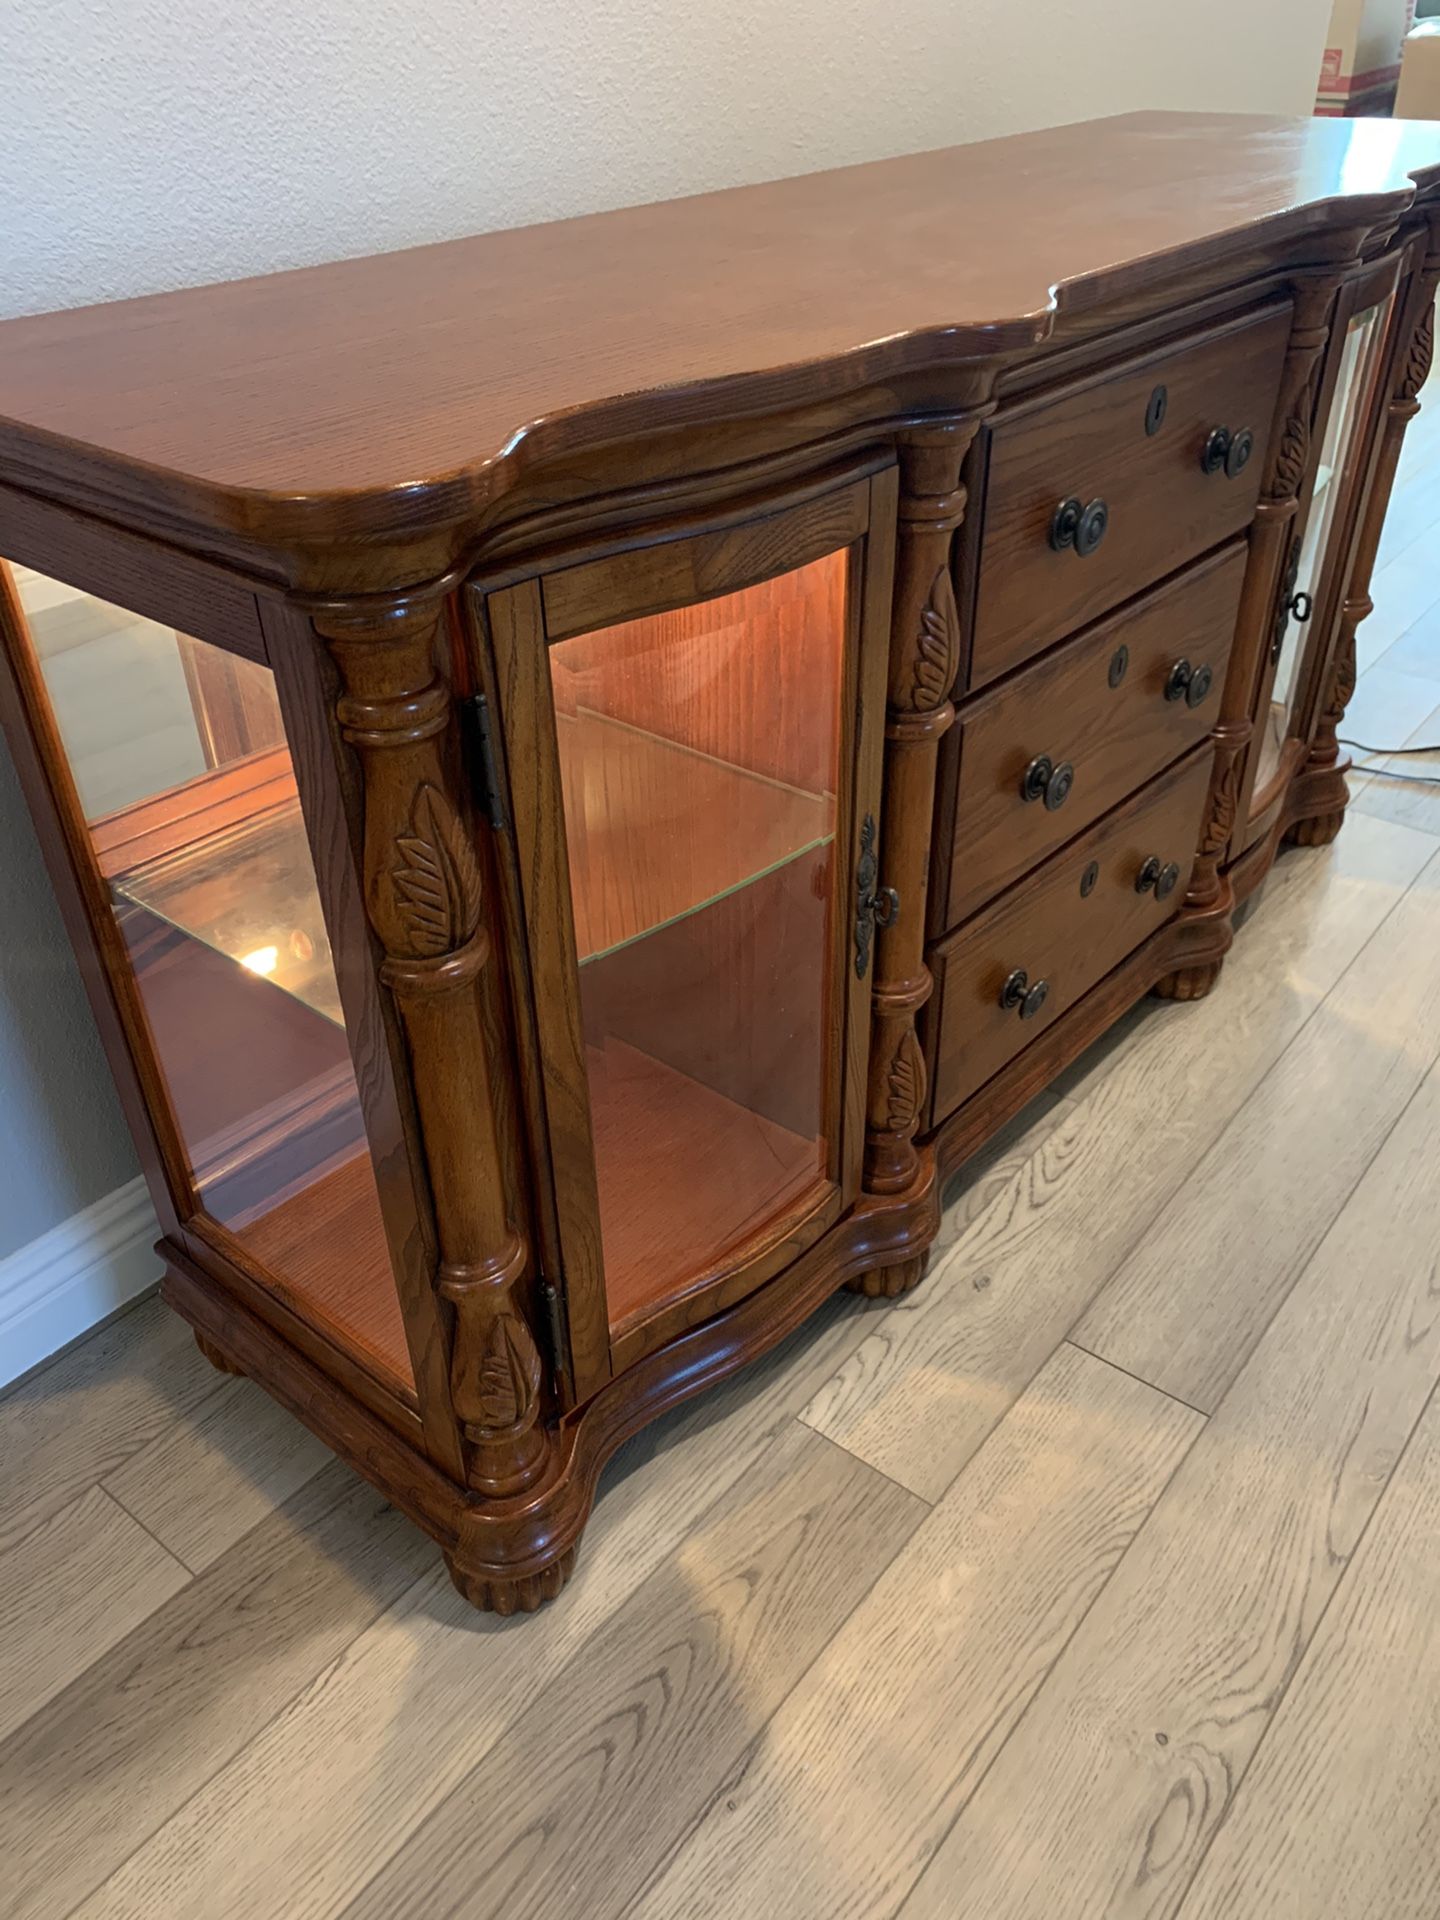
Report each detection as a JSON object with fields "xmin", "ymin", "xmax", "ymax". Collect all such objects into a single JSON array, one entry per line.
[
  {"xmin": 1397, "ymin": 300, "xmax": 1435, "ymax": 406},
  {"xmin": 1271, "ymin": 398, "xmax": 1312, "ymax": 502},
  {"xmin": 885, "ymin": 1028, "xmax": 927, "ymax": 1134},
  {"xmin": 392, "ymin": 783, "xmax": 483, "ymax": 957},
  {"xmin": 1322, "ymin": 634, "xmax": 1358, "ymax": 730},
  {"xmin": 911, "ymin": 567, "xmax": 961, "ymax": 710},
  {"xmin": 472, "ymin": 1313, "xmax": 543, "ymax": 1434},
  {"xmin": 1201, "ymin": 755, "xmax": 1243, "ymax": 858}
]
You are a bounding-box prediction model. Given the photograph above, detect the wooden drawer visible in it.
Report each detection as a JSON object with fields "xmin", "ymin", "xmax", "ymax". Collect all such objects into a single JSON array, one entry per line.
[
  {"xmin": 966, "ymin": 301, "xmax": 1290, "ymax": 689},
  {"xmin": 926, "ymin": 750, "xmax": 1213, "ymax": 1126},
  {"xmin": 937, "ymin": 541, "xmax": 1245, "ymax": 929}
]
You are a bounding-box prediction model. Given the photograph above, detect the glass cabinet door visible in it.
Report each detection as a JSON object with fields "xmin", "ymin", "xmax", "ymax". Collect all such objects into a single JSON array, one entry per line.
[
  {"xmin": 480, "ymin": 478, "xmax": 891, "ymax": 1375},
  {"xmin": 0, "ymin": 561, "xmax": 416, "ymax": 1395},
  {"xmin": 1253, "ymin": 292, "xmax": 1395, "ymax": 803}
]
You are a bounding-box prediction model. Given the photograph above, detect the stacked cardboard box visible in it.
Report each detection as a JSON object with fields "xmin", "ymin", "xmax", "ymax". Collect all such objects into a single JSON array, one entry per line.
[{"xmin": 1316, "ymin": 0, "xmax": 1418, "ymax": 113}]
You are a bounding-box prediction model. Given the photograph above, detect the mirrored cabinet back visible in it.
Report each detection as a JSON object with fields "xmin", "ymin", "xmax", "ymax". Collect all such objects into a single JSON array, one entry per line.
[{"xmin": 1, "ymin": 111, "xmax": 1437, "ymax": 1614}]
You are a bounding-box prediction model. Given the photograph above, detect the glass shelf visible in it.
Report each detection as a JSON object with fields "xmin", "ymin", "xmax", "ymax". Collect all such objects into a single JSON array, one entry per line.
[
  {"xmin": 557, "ymin": 707, "xmax": 835, "ymax": 966},
  {"xmin": 111, "ymin": 800, "xmax": 344, "ymax": 1027}
]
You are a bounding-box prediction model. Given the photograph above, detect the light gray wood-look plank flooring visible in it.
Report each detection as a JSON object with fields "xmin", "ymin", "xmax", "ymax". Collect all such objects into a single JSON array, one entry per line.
[{"xmin": 2, "ymin": 369, "xmax": 1438, "ymax": 1920}]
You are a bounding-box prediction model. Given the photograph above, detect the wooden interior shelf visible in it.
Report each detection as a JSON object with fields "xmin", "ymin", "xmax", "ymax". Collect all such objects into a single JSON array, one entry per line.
[{"xmin": 588, "ymin": 1039, "xmax": 824, "ymax": 1333}]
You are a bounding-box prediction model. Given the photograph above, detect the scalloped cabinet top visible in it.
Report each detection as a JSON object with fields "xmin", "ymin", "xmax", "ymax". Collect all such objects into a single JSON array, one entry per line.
[{"xmin": 2, "ymin": 111, "xmax": 1439, "ymax": 563}]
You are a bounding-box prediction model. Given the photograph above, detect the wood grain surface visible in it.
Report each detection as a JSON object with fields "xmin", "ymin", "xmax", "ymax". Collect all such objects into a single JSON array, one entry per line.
[
  {"xmin": 342, "ymin": 1422, "xmax": 925, "ymax": 1920},
  {"xmin": 1074, "ymin": 840, "xmax": 1440, "ymax": 1409},
  {"xmin": 1174, "ymin": 1388, "xmax": 1440, "ymax": 1920},
  {"xmin": 0, "ymin": 114, "xmax": 1436, "ymax": 569},
  {"xmin": 903, "ymin": 1050, "xmax": 1440, "ymax": 1920},
  {"xmin": 632, "ymin": 1344, "xmax": 1200, "ymax": 1920},
  {"xmin": 802, "ymin": 809, "xmax": 1435, "ymax": 1501}
]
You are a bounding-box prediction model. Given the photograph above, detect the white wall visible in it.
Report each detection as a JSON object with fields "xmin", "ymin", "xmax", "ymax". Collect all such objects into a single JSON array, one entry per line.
[
  {"xmin": 3, "ymin": 0, "xmax": 1333, "ymax": 319},
  {"xmin": 0, "ymin": 0, "xmax": 1333, "ymax": 1368}
]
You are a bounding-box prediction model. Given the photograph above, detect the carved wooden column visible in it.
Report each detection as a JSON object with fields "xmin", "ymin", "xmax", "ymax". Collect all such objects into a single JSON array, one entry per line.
[
  {"xmin": 1156, "ymin": 276, "xmax": 1337, "ymax": 1000},
  {"xmin": 851, "ymin": 421, "xmax": 982, "ymax": 1298},
  {"xmin": 1291, "ymin": 219, "xmax": 1440, "ymax": 847},
  {"xmin": 315, "ymin": 596, "xmax": 556, "ymax": 1602}
]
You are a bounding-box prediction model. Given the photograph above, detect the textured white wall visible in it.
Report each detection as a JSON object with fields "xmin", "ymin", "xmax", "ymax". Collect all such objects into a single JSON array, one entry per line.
[
  {"xmin": 0, "ymin": 0, "xmax": 1330, "ymax": 1283},
  {"xmin": 3, "ymin": 0, "xmax": 1333, "ymax": 319}
]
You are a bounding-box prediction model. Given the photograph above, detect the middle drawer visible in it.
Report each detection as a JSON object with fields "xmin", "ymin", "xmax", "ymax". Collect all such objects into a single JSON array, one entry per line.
[{"xmin": 936, "ymin": 541, "xmax": 1245, "ymax": 930}]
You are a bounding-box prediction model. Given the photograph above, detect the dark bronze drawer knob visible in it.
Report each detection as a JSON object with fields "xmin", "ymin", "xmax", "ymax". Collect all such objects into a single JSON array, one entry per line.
[
  {"xmin": 1164, "ymin": 659, "xmax": 1214, "ymax": 708},
  {"xmin": 1136, "ymin": 856, "xmax": 1183, "ymax": 900},
  {"xmin": 1020, "ymin": 754, "xmax": 1074, "ymax": 810},
  {"xmin": 1201, "ymin": 424, "xmax": 1255, "ymax": 479},
  {"xmin": 1050, "ymin": 495, "xmax": 1109, "ymax": 557},
  {"xmin": 1000, "ymin": 968, "xmax": 1050, "ymax": 1021}
]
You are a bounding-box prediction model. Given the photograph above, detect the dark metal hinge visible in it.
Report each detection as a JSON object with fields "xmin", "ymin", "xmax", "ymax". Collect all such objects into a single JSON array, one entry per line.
[
  {"xmin": 464, "ymin": 692, "xmax": 507, "ymax": 831},
  {"xmin": 540, "ymin": 1279, "xmax": 572, "ymax": 1401}
]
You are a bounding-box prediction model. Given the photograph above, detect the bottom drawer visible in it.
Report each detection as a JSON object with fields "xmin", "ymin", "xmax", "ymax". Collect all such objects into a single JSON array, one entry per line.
[{"xmin": 927, "ymin": 749, "xmax": 1213, "ymax": 1125}]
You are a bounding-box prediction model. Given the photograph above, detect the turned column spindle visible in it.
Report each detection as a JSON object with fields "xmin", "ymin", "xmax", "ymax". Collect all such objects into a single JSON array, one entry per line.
[
  {"xmin": 1155, "ymin": 277, "xmax": 1337, "ymax": 1000},
  {"xmin": 316, "ymin": 597, "xmax": 549, "ymax": 1500},
  {"xmin": 852, "ymin": 422, "xmax": 984, "ymax": 1298}
]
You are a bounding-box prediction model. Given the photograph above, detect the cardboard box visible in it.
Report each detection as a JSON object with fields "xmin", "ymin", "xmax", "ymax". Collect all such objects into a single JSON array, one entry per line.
[
  {"xmin": 1396, "ymin": 20, "xmax": 1440, "ymax": 116},
  {"xmin": 1316, "ymin": 0, "xmax": 1417, "ymax": 114}
]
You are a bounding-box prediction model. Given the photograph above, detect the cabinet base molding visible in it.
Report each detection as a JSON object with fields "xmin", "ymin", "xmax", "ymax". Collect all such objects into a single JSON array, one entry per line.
[
  {"xmin": 193, "ymin": 1327, "xmax": 246, "ymax": 1377},
  {"xmin": 159, "ymin": 1161, "xmax": 941, "ymax": 1612}
]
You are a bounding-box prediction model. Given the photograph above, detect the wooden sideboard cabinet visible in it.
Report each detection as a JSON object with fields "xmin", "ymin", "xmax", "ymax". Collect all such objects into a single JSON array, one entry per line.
[{"xmin": 1, "ymin": 112, "xmax": 1437, "ymax": 1614}]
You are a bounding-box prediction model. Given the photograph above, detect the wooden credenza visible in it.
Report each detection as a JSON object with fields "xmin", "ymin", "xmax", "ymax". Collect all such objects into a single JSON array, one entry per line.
[{"xmin": 1, "ymin": 112, "xmax": 1437, "ymax": 1614}]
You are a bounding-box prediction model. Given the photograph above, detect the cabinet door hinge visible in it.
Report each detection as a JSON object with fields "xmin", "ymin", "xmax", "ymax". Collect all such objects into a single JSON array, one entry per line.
[
  {"xmin": 464, "ymin": 692, "xmax": 507, "ymax": 831},
  {"xmin": 539, "ymin": 1279, "xmax": 573, "ymax": 1401}
]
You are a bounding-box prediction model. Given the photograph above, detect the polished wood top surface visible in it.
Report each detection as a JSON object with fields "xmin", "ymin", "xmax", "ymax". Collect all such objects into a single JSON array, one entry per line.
[{"xmin": 2, "ymin": 112, "xmax": 1438, "ymax": 574}]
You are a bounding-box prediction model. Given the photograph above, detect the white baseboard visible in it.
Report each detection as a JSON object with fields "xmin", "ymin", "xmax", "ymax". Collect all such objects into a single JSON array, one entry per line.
[{"xmin": 0, "ymin": 1177, "xmax": 162, "ymax": 1390}]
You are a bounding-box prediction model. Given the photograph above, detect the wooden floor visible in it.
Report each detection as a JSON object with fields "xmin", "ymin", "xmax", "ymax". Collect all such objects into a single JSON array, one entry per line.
[{"xmin": 5, "ymin": 374, "xmax": 1440, "ymax": 1920}]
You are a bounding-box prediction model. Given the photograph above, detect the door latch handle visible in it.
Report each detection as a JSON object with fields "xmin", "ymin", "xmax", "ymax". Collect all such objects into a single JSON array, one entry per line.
[{"xmin": 854, "ymin": 813, "xmax": 900, "ymax": 979}]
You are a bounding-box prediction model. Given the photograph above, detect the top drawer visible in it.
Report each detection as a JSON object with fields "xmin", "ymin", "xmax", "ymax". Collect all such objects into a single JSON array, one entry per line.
[{"xmin": 966, "ymin": 301, "xmax": 1291, "ymax": 689}]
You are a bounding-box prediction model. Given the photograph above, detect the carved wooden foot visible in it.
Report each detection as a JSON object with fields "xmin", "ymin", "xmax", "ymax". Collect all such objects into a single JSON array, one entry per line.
[
  {"xmin": 1152, "ymin": 958, "xmax": 1224, "ymax": 1003},
  {"xmin": 1286, "ymin": 806, "xmax": 1346, "ymax": 849},
  {"xmin": 445, "ymin": 1544, "xmax": 577, "ymax": 1617},
  {"xmin": 846, "ymin": 1251, "xmax": 929, "ymax": 1300},
  {"xmin": 194, "ymin": 1328, "xmax": 245, "ymax": 1376}
]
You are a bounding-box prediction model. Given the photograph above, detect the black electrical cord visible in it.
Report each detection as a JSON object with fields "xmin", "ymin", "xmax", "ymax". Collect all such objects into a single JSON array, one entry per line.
[{"xmin": 1338, "ymin": 738, "xmax": 1440, "ymax": 786}]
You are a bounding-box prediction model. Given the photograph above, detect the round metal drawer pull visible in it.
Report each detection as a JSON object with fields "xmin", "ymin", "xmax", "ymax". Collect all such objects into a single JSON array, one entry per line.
[
  {"xmin": 1164, "ymin": 658, "xmax": 1214, "ymax": 708},
  {"xmin": 1000, "ymin": 968, "xmax": 1050, "ymax": 1021},
  {"xmin": 1136, "ymin": 855, "xmax": 1163, "ymax": 894},
  {"xmin": 1201, "ymin": 424, "xmax": 1255, "ymax": 479},
  {"xmin": 1108, "ymin": 645, "xmax": 1130, "ymax": 689},
  {"xmin": 1155, "ymin": 861, "xmax": 1182, "ymax": 903},
  {"xmin": 1020, "ymin": 755, "xmax": 1074, "ymax": 810},
  {"xmin": 1049, "ymin": 495, "xmax": 1109, "ymax": 557}
]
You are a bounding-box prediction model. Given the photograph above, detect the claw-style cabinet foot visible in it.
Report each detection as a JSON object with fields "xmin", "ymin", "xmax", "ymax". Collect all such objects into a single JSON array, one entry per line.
[
  {"xmin": 1287, "ymin": 806, "xmax": 1347, "ymax": 848},
  {"xmin": 194, "ymin": 1328, "xmax": 245, "ymax": 1377},
  {"xmin": 1153, "ymin": 958, "xmax": 1225, "ymax": 1003},
  {"xmin": 445, "ymin": 1544, "xmax": 578, "ymax": 1617},
  {"xmin": 847, "ymin": 1251, "xmax": 930, "ymax": 1300}
]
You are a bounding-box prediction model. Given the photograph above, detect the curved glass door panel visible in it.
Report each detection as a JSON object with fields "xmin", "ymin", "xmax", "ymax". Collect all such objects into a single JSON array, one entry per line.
[
  {"xmin": 1256, "ymin": 296, "xmax": 1393, "ymax": 796},
  {"xmin": 2, "ymin": 562, "xmax": 412, "ymax": 1390},
  {"xmin": 549, "ymin": 551, "xmax": 848, "ymax": 1331}
]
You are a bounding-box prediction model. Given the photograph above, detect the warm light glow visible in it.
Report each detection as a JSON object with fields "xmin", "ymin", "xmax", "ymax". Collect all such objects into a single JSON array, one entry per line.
[{"xmin": 240, "ymin": 945, "xmax": 279, "ymax": 977}]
